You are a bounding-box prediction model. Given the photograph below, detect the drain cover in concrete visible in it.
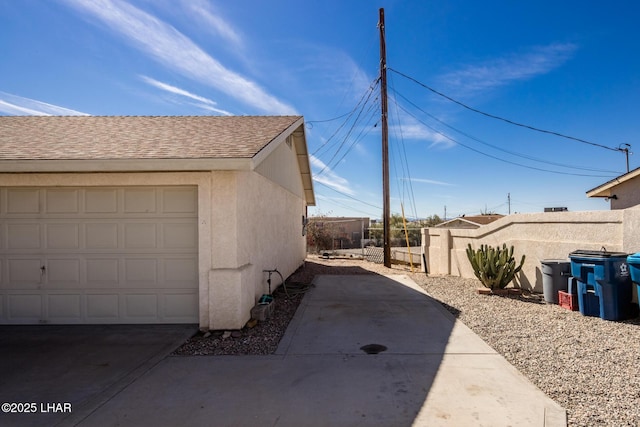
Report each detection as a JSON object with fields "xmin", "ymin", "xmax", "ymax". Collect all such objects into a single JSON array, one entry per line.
[{"xmin": 360, "ymin": 344, "xmax": 387, "ymax": 354}]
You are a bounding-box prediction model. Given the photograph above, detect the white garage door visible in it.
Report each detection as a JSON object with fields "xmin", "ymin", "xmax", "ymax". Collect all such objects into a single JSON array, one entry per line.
[{"xmin": 0, "ymin": 186, "xmax": 198, "ymax": 324}]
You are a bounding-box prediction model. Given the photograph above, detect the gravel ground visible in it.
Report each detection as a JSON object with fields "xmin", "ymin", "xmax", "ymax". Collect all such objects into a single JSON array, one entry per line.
[{"xmin": 174, "ymin": 255, "xmax": 640, "ymax": 426}]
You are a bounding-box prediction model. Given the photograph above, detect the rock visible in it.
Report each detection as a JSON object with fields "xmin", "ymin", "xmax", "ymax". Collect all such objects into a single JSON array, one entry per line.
[
  {"xmin": 222, "ymin": 331, "xmax": 231, "ymax": 339},
  {"xmin": 231, "ymin": 330, "xmax": 241, "ymax": 338}
]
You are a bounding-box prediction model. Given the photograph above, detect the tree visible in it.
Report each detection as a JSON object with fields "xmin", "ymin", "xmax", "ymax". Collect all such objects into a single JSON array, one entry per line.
[
  {"xmin": 306, "ymin": 213, "xmax": 335, "ymax": 253},
  {"xmin": 422, "ymin": 214, "xmax": 443, "ymax": 227},
  {"xmin": 368, "ymin": 213, "xmax": 428, "ymax": 247}
]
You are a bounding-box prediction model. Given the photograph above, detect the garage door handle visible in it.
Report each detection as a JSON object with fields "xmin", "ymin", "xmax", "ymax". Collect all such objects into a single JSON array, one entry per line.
[{"xmin": 40, "ymin": 266, "xmax": 46, "ymax": 276}]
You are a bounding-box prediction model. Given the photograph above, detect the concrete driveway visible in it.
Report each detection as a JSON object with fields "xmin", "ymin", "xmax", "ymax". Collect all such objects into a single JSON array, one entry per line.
[
  {"xmin": 0, "ymin": 324, "xmax": 196, "ymax": 427},
  {"xmin": 77, "ymin": 275, "xmax": 565, "ymax": 427}
]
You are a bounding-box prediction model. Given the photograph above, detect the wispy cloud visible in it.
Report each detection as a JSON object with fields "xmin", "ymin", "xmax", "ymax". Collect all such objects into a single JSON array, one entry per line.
[
  {"xmin": 401, "ymin": 177, "xmax": 455, "ymax": 186},
  {"xmin": 440, "ymin": 42, "xmax": 578, "ymax": 96},
  {"xmin": 309, "ymin": 155, "xmax": 354, "ymax": 195},
  {"xmin": 140, "ymin": 76, "xmax": 232, "ymax": 115},
  {"xmin": 0, "ymin": 92, "xmax": 88, "ymax": 116},
  {"xmin": 390, "ymin": 113, "xmax": 455, "ymax": 149},
  {"xmin": 301, "ymin": 45, "xmax": 373, "ymax": 99},
  {"xmin": 63, "ymin": 0, "xmax": 295, "ymax": 114},
  {"xmin": 181, "ymin": 0, "xmax": 243, "ymax": 50}
]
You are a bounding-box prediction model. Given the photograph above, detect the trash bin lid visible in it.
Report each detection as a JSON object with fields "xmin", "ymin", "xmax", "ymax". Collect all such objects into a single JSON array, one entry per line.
[
  {"xmin": 541, "ymin": 259, "xmax": 570, "ymax": 264},
  {"xmin": 627, "ymin": 253, "xmax": 640, "ymax": 263},
  {"xmin": 569, "ymin": 249, "xmax": 629, "ymax": 259}
]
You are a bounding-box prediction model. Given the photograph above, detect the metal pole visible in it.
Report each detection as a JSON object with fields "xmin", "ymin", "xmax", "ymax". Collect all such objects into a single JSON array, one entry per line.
[
  {"xmin": 379, "ymin": 8, "xmax": 391, "ymax": 268},
  {"xmin": 401, "ymin": 203, "xmax": 415, "ymax": 273},
  {"xmin": 625, "ymin": 146, "xmax": 630, "ymax": 173}
]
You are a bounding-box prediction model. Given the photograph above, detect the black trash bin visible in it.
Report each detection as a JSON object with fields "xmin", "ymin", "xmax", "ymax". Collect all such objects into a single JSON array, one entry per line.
[{"xmin": 541, "ymin": 260, "xmax": 571, "ymax": 304}]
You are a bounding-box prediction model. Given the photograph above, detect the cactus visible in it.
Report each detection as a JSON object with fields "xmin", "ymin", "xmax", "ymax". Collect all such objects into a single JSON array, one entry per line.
[{"xmin": 466, "ymin": 243, "xmax": 525, "ymax": 290}]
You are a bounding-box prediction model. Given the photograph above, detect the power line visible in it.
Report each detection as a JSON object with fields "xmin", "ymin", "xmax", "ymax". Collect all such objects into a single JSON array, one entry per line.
[
  {"xmin": 306, "ymin": 111, "xmax": 353, "ymax": 126},
  {"xmin": 388, "ymin": 72, "xmax": 419, "ymax": 220},
  {"xmin": 388, "ymin": 67, "xmax": 623, "ymax": 153},
  {"xmin": 311, "ymin": 77, "xmax": 380, "ymax": 158},
  {"xmin": 315, "ymin": 90, "xmax": 379, "ymax": 177},
  {"xmin": 391, "ymin": 88, "xmax": 623, "ymax": 175},
  {"xmin": 394, "ymin": 102, "xmax": 617, "ymax": 178},
  {"xmin": 316, "ymin": 195, "xmax": 379, "ymax": 217},
  {"xmin": 314, "ymin": 180, "xmax": 382, "ymax": 210}
]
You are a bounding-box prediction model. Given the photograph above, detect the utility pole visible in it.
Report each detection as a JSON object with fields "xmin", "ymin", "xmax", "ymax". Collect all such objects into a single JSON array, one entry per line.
[
  {"xmin": 621, "ymin": 144, "xmax": 631, "ymax": 173},
  {"xmin": 508, "ymin": 193, "xmax": 511, "ymax": 215},
  {"xmin": 379, "ymin": 8, "xmax": 391, "ymax": 268},
  {"xmin": 444, "ymin": 205, "xmax": 447, "ymax": 221}
]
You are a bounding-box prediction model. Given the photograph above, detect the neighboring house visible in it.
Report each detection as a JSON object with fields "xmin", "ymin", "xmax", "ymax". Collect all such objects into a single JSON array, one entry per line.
[
  {"xmin": 435, "ymin": 214, "xmax": 504, "ymax": 229},
  {"xmin": 0, "ymin": 116, "xmax": 315, "ymax": 330},
  {"xmin": 307, "ymin": 217, "xmax": 369, "ymax": 250},
  {"xmin": 587, "ymin": 167, "xmax": 640, "ymax": 210}
]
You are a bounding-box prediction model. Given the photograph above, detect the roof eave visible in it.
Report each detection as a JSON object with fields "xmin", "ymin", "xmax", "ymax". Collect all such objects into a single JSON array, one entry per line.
[
  {"xmin": 0, "ymin": 158, "xmax": 254, "ymax": 173},
  {"xmin": 586, "ymin": 167, "xmax": 640, "ymax": 198},
  {"xmin": 250, "ymin": 117, "xmax": 316, "ymax": 206}
]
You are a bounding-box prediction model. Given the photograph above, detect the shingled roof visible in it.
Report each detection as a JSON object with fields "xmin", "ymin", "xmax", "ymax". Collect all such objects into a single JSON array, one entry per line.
[
  {"xmin": 0, "ymin": 115, "xmax": 302, "ymax": 160},
  {"xmin": 0, "ymin": 115, "xmax": 315, "ymax": 205}
]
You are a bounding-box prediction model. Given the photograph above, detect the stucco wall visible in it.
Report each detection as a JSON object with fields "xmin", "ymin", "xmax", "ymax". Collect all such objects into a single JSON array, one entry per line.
[
  {"xmin": 0, "ymin": 171, "xmax": 309, "ymax": 330},
  {"xmin": 421, "ymin": 208, "xmax": 640, "ymax": 292},
  {"xmin": 254, "ymin": 136, "xmax": 305, "ymax": 200},
  {"xmin": 611, "ymin": 178, "xmax": 640, "ymax": 210},
  {"xmin": 207, "ymin": 170, "xmax": 307, "ymax": 330}
]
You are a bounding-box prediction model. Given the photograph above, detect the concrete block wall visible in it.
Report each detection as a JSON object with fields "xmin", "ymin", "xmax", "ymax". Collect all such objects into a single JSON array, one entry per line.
[{"xmin": 421, "ymin": 207, "xmax": 640, "ymax": 292}]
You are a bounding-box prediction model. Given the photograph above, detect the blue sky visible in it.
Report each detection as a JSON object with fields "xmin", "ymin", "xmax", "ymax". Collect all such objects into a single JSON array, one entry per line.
[{"xmin": 1, "ymin": 1, "xmax": 639, "ymax": 220}]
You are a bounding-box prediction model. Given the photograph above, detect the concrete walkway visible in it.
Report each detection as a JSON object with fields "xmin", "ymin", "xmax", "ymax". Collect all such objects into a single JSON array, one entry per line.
[{"xmin": 76, "ymin": 274, "xmax": 566, "ymax": 426}]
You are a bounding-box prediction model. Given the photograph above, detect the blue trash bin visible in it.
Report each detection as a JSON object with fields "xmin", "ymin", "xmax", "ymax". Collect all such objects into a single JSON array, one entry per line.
[
  {"xmin": 626, "ymin": 253, "xmax": 640, "ymax": 313},
  {"xmin": 569, "ymin": 250, "xmax": 633, "ymax": 321}
]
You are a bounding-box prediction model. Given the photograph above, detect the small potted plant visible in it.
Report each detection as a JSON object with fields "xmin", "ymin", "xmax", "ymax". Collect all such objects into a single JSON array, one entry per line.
[{"xmin": 466, "ymin": 243, "xmax": 525, "ymax": 295}]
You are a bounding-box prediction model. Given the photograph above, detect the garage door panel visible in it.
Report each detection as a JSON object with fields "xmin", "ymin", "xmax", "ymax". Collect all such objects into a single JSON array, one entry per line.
[
  {"xmin": 163, "ymin": 223, "xmax": 197, "ymax": 249},
  {"xmin": 86, "ymin": 223, "xmax": 119, "ymax": 249},
  {"xmin": 46, "ymin": 189, "xmax": 79, "ymax": 214},
  {"xmin": 8, "ymin": 294, "xmax": 42, "ymax": 319},
  {"xmin": 8, "ymin": 224, "xmax": 41, "ymax": 249},
  {"xmin": 86, "ymin": 259, "xmax": 120, "ymax": 286},
  {"xmin": 165, "ymin": 258, "xmax": 197, "ymax": 285},
  {"xmin": 85, "ymin": 189, "xmax": 118, "ymax": 213},
  {"xmin": 48, "ymin": 294, "xmax": 82, "ymax": 321},
  {"xmin": 124, "ymin": 189, "xmax": 157, "ymax": 213},
  {"xmin": 7, "ymin": 189, "xmax": 39, "ymax": 214},
  {"xmin": 8, "ymin": 259, "xmax": 42, "ymax": 286},
  {"xmin": 124, "ymin": 223, "xmax": 157, "ymax": 249},
  {"xmin": 47, "ymin": 259, "xmax": 81, "ymax": 286},
  {"xmin": 125, "ymin": 259, "xmax": 158, "ymax": 285},
  {"xmin": 46, "ymin": 224, "xmax": 80, "ymax": 249},
  {"xmin": 125, "ymin": 294, "xmax": 158, "ymax": 318},
  {"xmin": 86, "ymin": 294, "xmax": 119, "ymax": 319},
  {"xmin": 163, "ymin": 188, "xmax": 197, "ymax": 213},
  {"xmin": 163, "ymin": 293, "xmax": 198, "ymax": 319}
]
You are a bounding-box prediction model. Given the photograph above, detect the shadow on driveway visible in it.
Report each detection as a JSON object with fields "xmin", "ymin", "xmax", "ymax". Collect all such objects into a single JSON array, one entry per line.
[
  {"xmin": 73, "ymin": 269, "xmax": 564, "ymax": 426},
  {"xmin": 0, "ymin": 324, "xmax": 196, "ymax": 427}
]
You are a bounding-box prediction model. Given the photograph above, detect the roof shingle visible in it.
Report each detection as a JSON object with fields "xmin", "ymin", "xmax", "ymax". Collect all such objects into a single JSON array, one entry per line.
[{"xmin": 0, "ymin": 116, "xmax": 302, "ymax": 161}]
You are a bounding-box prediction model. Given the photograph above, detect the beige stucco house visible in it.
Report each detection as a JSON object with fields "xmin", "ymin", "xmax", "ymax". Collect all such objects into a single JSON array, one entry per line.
[
  {"xmin": 0, "ymin": 116, "xmax": 315, "ymax": 330},
  {"xmin": 587, "ymin": 167, "xmax": 640, "ymax": 209}
]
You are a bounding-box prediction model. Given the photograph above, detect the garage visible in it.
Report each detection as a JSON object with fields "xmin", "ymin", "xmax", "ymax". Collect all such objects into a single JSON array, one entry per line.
[
  {"xmin": 0, "ymin": 186, "xmax": 198, "ymax": 324},
  {"xmin": 0, "ymin": 115, "xmax": 315, "ymax": 329}
]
